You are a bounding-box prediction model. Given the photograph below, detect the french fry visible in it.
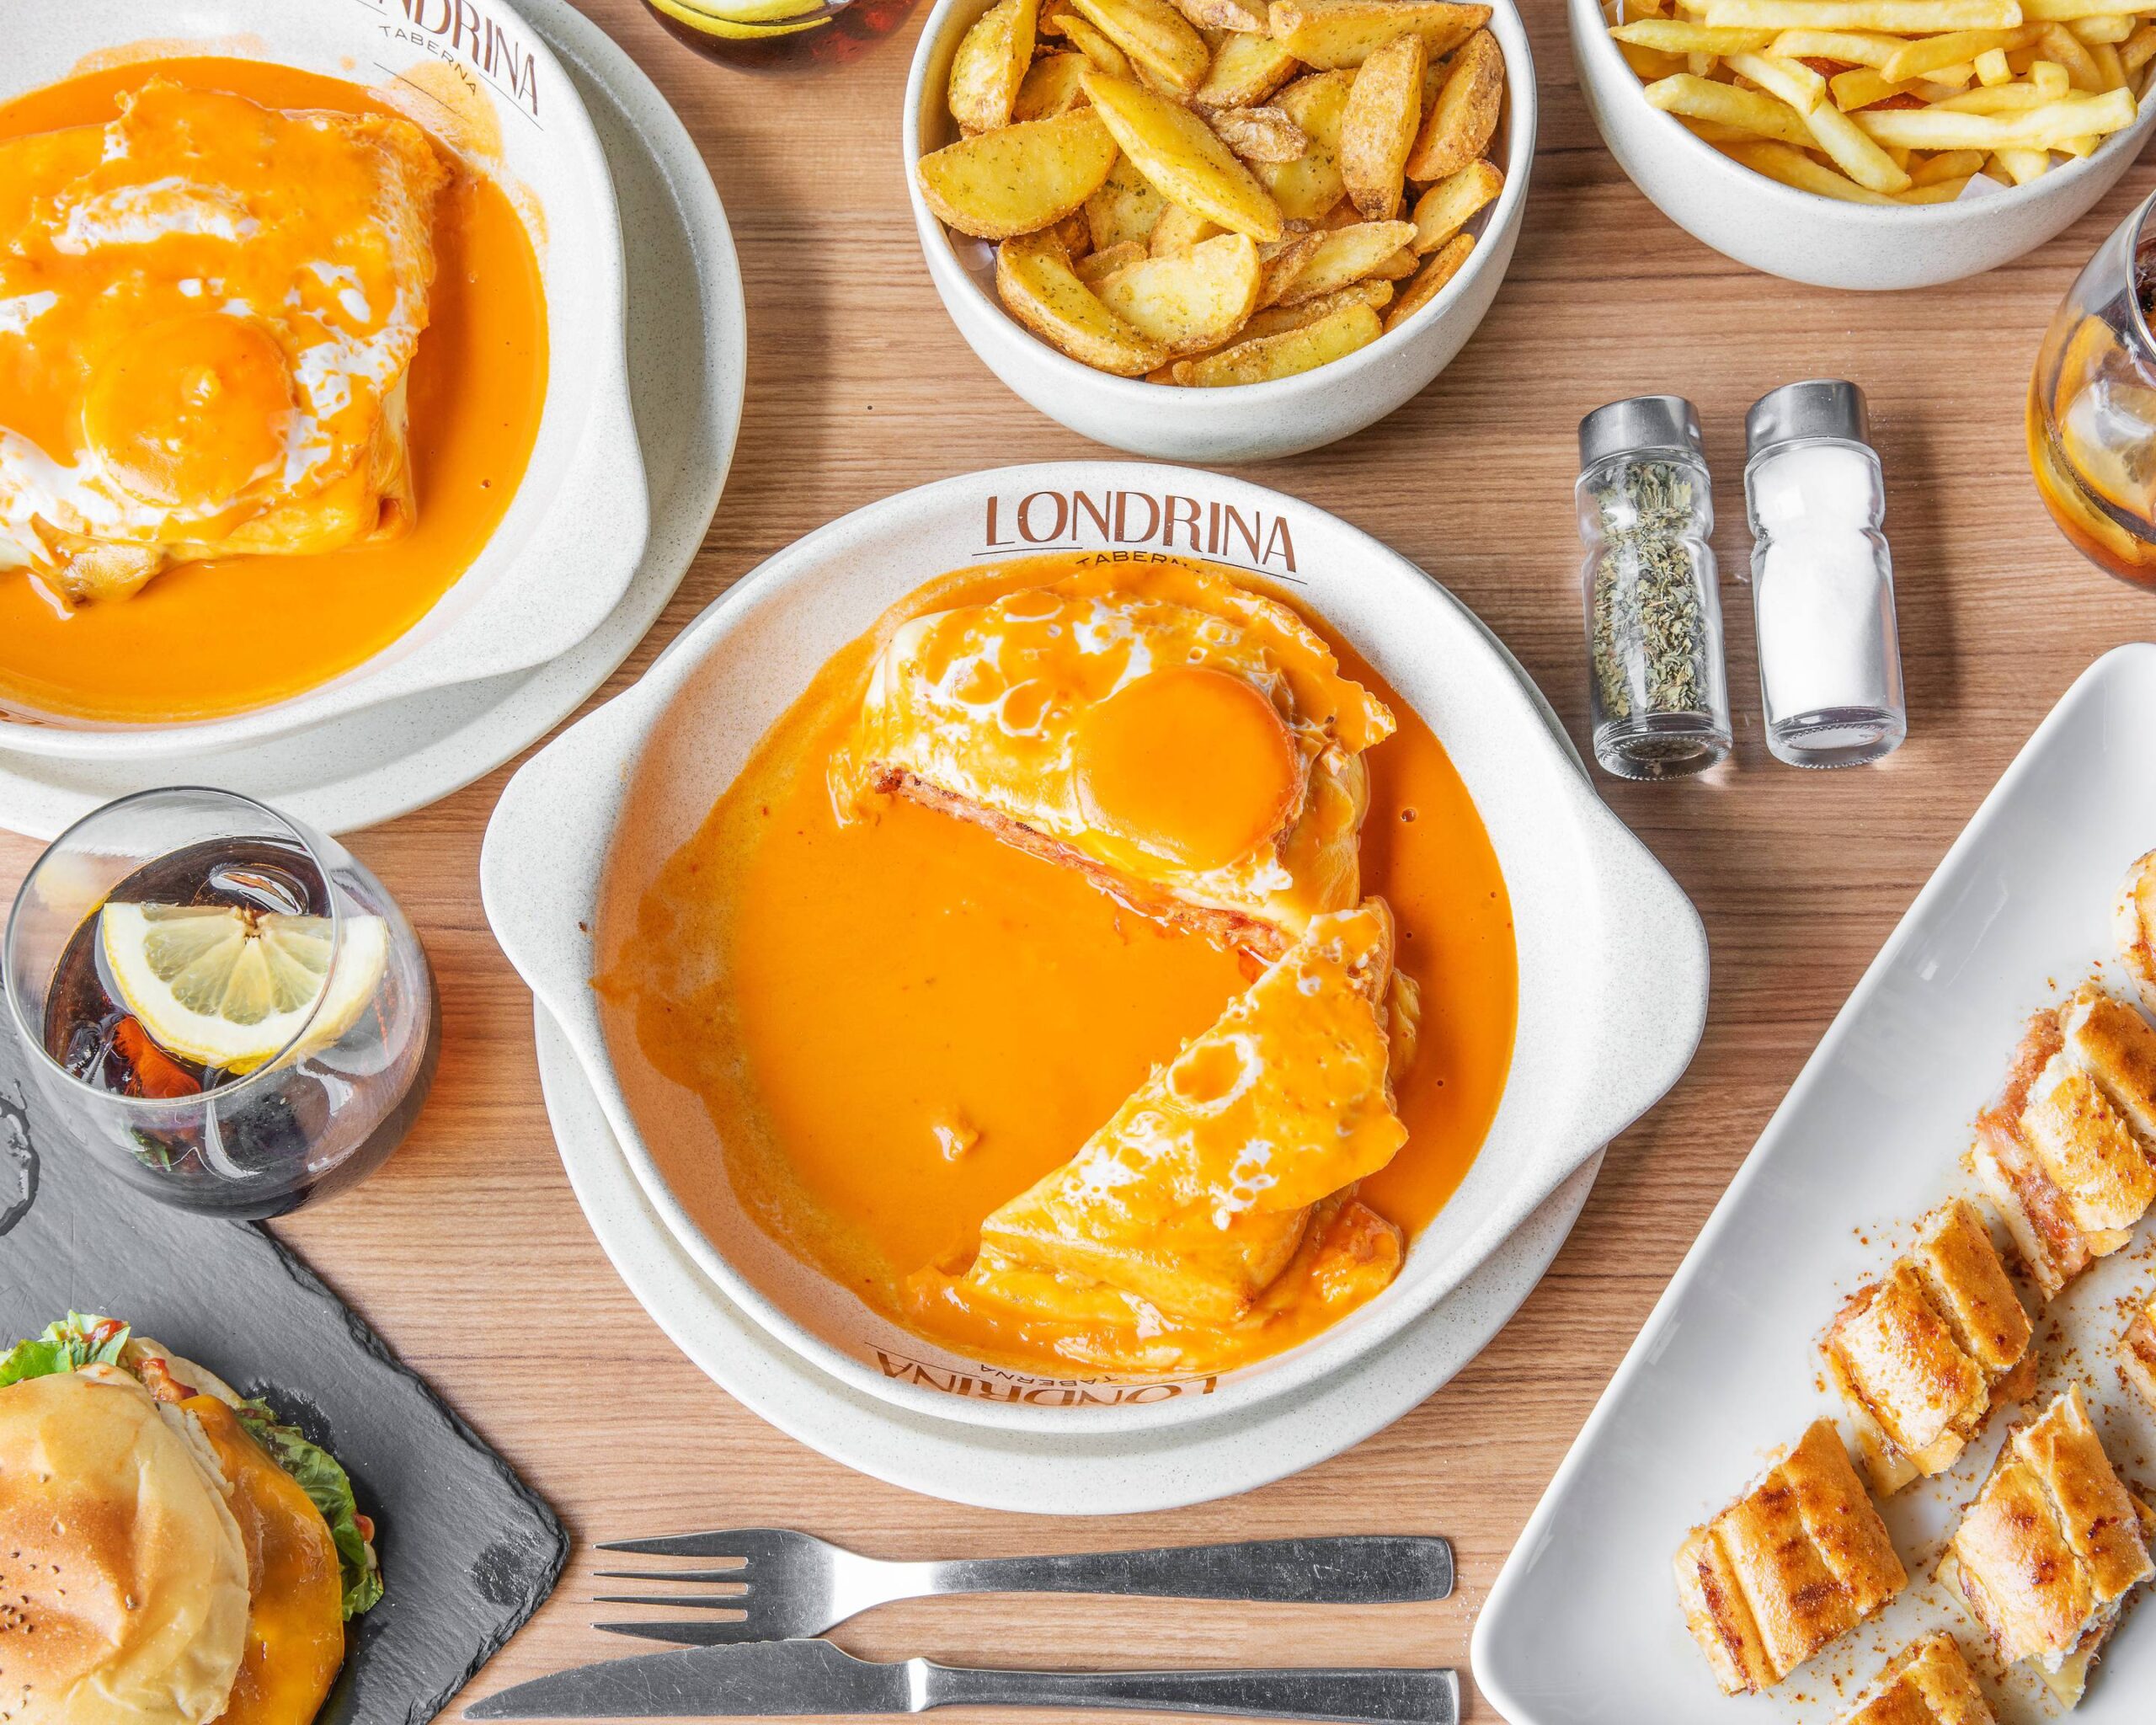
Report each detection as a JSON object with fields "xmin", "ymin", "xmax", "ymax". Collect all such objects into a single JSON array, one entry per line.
[
  {"xmin": 1014, "ymin": 51, "xmax": 1092, "ymax": 120},
  {"xmin": 1726, "ymin": 49, "xmax": 1828, "ymax": 109},
  {"xmin": 1879, "ymin": 24, "xmax": 2036, "ymax": 80},
  {"xmin": 1383, "ymin": 231, "xmax": 1473, "ymax": 331},
  {"xmin": 2038, "ymin": 19, "xmax": 2108, "ymax": 83},
  {"xmin": 1896, "ymin": 173, "xmax": 1980, "ymax": 196},
  {"xmin": 1254, "ymin": 229, "xmax": 1330, "ymax": 304},
  {"xmin": 1935, "ymin": 77, "xmax": 2070, "ymax": 105},
  {"xmin": 949, "ymin": 0, "xmax": 1039, "ymax": 132},
  {"xmin": 1992, "ymin": 142, "xmax": 2053, "ymax": 176},
  {"xmin": 1609, "ymin": 19, "xmax": 1776, "ymax": 49},
  {"xmin": 1173, "ymin": 301, "xmax": 1382, "ymax": 384},
  {"xmin": 1266, "ymin": 0, "xmax": 1491, "ymax": 69},
  {"xmin": 996, "ymin": 231, "xmax": 1170, "ymax": 375},
  {"xmin": 1239, "ymin": 277, "xmax": 1394, "ymax": 339},
  {"xmin": 1070, "ymin": 0, "xmax": 1212, "ymax": 94},
  {"xmin": 1618, "ymin": 40, "xmax": 1691, "ymax": 78},
  {"xmin": 1062, "ymin": 13, "xmax": 1135, "ymax": 75},
  {"xmin": 1766, "ymin": 26, "xmax": 1903, "ymax": 64},
  {"xmin": 1643, "ymin": 72, "xmax": 1812, "ymax": 142},
  {"xmin": 1405, "ymin": 28, "xmax": 1504, "ymax": 179},
  {"xmin": 2025, "ymin": 0, "xmax": 2156, "ymax": 15},
  {"xmin": 1086, "ymin": 152, "xmax": 1169, "ymax": 248},
  {"xmin": 1075, "ymin": 238, "xmax": 1149, "ymax": 282},
  {"xmin": 1207, "ymin": 104, "xmax": 1310, "ymax": 161},
  {"xmin": 1975, "ymin": 45, "xmax": 2015, "ymax": 77},
  {"xmin": 918, "ymin": 109, "xmax": 1121, "ymax": 238},
  {"xmin": 1410, "ymin": 158, "xmax": 1503, "ymax": 249},
  {"xmin": 1702, "ymin": 0, "xmax": 2020, "ymax": 26},
  {"xmin": 1342, "ymin": 31, "xmax": 1427, "ymax": 218},
  {"xmin": 2066, "ymin": 13, "xmax": 2137, "ymax": 40},
  {"xmin": 1830, "ymin": 66, "xmax": 1920, "ymax": 107},
  {"xmin": 1194, "ymin": 30, "xmax": 1302, "ymax": 104},
  {"xmin": 1095, "ymin": 232, "xmax": 1264, "ymax": 351},
  {"xmin": 1274, "ymin": 217, "xmax": 1418, "ymax": 300},
  {"xmin": 1854, "ymin": 82, "xmax": 2135, "ymax": 142},
  {"xmin": 1150, "ymin": 201, "xmax": 1226, "ymax": 252},
  {"xmin": 2090, "ymin": 37, "xmax": 2129, "ymax": 82},
  {"xmin": 1081, "ymin": 67, "xmax": 1288, "ymax": 239},
  {"xmin": 1252, "ymin": 71, "xmax": 1353, "ymax": 219},
  {"xmin": 1908, "ymin": 144, "xmax": 1988, "ymax": 178},
  {"xmin": 1722, "ymin": 136, "xmax": 1903, "ymax": 200},
  {"xmin": 2124, "ymin": 19, "xmax": 2156, "ymax": 69},
  {"xmin": 1804, "ymin": 88, "xmax": 1916, "ymax": 186}
]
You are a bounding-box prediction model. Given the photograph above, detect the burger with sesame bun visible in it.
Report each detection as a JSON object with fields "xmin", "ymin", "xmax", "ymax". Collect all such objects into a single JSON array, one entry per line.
[{"xmin": 0, "ymin": 1314, "xmax": 382, "ymax": 1724}]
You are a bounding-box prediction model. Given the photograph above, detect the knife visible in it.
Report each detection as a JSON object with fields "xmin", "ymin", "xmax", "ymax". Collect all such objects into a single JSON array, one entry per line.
[{"xmin": 464, "ymin": 1639, "xmax": 1459, "ymax": 1724}]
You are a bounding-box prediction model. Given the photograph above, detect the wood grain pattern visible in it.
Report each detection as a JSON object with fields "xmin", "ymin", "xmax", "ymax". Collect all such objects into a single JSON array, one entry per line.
[{"xmin": 7, "ymin": 1, "xmax": 2156, "ymax": 1717}]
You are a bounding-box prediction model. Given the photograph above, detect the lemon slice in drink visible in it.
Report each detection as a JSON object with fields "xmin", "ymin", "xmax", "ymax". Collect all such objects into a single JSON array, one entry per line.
[{"xmin": 99, "ymin": 902, "xmax": 390, "ymax": 1075}]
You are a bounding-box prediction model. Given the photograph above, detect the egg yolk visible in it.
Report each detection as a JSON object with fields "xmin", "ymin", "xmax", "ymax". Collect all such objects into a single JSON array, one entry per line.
[
  {"xmin": 83, "ymin": 312, "xmax": 292, "ymax": 510},
  {"xmin": 1074, "ymin": 666, "xmax": 1299, "ymax": 870}
]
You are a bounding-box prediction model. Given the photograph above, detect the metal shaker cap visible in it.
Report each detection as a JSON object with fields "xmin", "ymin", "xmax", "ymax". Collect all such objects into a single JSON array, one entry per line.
[
  {"xmin": 1579, "ymin": 395, "xmax": 1702, "ymax": 470},
  {"xmin": 1747, "ymin": 379, "xmax": 1870, "ymax": 460}
]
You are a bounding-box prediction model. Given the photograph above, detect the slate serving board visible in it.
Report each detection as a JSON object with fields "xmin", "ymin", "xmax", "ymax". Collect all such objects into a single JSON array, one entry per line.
[{"xmin": 0, "ymin": 1044, "xmax": 568, "ymax": 1725}]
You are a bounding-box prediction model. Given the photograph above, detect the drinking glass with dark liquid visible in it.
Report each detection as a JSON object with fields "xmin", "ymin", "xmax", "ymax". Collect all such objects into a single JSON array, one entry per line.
[
  {"xmin": 641, "ymin": 0, "xmax": 921, "ymax": 71},
  {"xmin": 4, "ymin": 788, "xmax": 437, "ymax": 1220},
  {"xmin": 2031, "ymin": 186, "xmax": 2156, "ymax": 588}
]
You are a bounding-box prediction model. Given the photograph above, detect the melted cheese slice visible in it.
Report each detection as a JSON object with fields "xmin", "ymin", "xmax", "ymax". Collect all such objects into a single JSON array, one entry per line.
[
  {"xmin": 928, "ymin": 900, "xmax": 1408, "ymax": 1348},
  {"xmin": 0, "ymin": 80, "xmax": 449, "ymax": 604},
  {"xmin": 835, "ymin": 563, "xmax": 1396, "ymax": 955}
]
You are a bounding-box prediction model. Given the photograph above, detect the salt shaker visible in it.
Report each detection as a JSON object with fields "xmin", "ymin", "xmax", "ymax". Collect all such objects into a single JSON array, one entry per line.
[
  {"xmin": 1742, "ymin": 381, "xmax": 1907, "ymax": 769},
  {"xmin": 1577, "ymin": 396, "xmax": 1732, "ymax": 780}
]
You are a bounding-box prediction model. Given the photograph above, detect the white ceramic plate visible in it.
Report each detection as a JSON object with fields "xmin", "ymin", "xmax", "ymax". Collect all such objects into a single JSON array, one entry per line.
[
  {"xmin": 0, "ymin": 0, "xmax": 646, "ymax": 758},
  {"xmin": 0, "ymin": 0, "xmax": 743, "ymax": 838},
  {"xmin": 536, "ymin": 999, "xmax": 1605, "ymax": 1514},
  {"xmin": 1476, "ymin": 644, "xmax": 2156, "ymax": 1724},
  {"xmin": 483, "ymin": 462, "xmax": 1709, "ymax": 1435}
]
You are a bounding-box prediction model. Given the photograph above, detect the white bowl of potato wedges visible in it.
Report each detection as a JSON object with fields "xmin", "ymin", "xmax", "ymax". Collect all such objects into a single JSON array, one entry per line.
[
  {"xmin": 1572, "ymin": 0, "xmax": 2156, "ymax": 291},
  {"xmin": 905, "ymin": 0, "xmax": 1535, "ymax": 460}
]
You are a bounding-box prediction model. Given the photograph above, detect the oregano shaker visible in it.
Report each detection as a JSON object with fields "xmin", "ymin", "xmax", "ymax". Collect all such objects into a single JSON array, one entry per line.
[{"xmin": 1577, "ymin": 397, "xmax": 1732, "ymax": 780}]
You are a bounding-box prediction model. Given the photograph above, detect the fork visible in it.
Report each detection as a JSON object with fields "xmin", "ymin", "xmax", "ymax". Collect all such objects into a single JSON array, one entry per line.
[{"xmin": 593, "ymin": 1528, "xmax": 1453, "ymax": 1645}]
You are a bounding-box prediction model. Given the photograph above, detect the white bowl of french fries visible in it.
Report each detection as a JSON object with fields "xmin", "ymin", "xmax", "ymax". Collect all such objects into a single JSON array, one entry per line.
[
  {"xmin": 1574, "ymin": 0, "xmax": 2156, "ymax": 290},
  {"xmin": 905, "ymin": 0, "xmax": 1534, "ymax": 459}
]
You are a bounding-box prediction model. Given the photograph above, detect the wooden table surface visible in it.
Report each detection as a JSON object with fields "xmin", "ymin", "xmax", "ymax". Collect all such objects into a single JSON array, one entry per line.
[{"xmin": 10, "ymin": 1, "xmax": 2156, "ymax": 1718}]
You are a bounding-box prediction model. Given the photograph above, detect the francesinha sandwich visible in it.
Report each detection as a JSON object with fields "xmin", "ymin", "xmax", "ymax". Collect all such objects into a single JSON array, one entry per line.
[
  {"xmin": 0, "ymin": 1313, "xmax": 382, "ymax": 1724},
  {"xmin": 0, "ymin": 80, "xmax": 449, "ymax": 604},
  {"xmin": 833, "ymin": 563, "xmax": 1396, "ymax": 958},
  {"xmin": 914, "ymin": 900, "xmax": 1413, "ymax": 1370}
]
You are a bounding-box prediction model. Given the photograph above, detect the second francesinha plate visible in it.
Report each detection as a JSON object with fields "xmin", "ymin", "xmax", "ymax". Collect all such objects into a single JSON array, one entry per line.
[
  {"xmin": 484, "ymin": 464, "xmax": 1709, "ymax": 1434},
  {"xmin": 0, "ymin": 0, "xmax": 643, "ymax": 756}
]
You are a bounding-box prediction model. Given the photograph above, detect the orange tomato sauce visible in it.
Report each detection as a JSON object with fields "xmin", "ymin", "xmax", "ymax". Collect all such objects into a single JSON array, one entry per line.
[
  {"xmin": 0, "ymin": 57, "xmax": 547, "ymax": 724},
  {"xmin": 602, "ymin": 553, "xmax": 1518, "ymax": 1376}
]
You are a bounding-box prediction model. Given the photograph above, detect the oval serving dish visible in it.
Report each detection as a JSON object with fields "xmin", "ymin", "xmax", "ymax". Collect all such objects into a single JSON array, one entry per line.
[
  {"xmin": 0, "ymin": 0, "xmax": 645, "ymax": 757},
  {"xmin": 483, "ymin": 462, "xmax": 1708, "ymax": 1434}
]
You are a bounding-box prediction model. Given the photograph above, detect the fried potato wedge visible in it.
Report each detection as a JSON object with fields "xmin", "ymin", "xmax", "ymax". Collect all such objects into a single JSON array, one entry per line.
[
  {"xmin": 918, "ymin": 109, "xmax": 1120, "ymax": 238},
  {"xmin": 1169, "ymin": 0, "xmax": 1267, "ymax": 26},
  {"xmin": 1406, "ymin": 27, "xmax": 1503, "ymax": 180},
  {"xmin": 1342, "ymin": 31, "xmax": 1427, "ymax": 217},
  {"xmin": 1196, "ymin": 29, "xmax": 1303, "ymax": 104},
  {"xmin": 1410, "ymin": 158, "xmax": 1502, "ymax": 249},
  {"xmin": 949, "ymin": 0, "xmax": 1039, "ymax": 132},
  {"xmin": 1267, "ymin": 0, "xmax": 1492, "ymax": 69},
  {"xmin": 1150, "ymin": 202, "xmax": 1228, "ymax": 253},
  {"xmin": 1208, "ymin": 103, "xmax": 1310, "ymax": 160},
  {"xmin": 1015, "ymin": 50, "xmax": 1093, "ymax": 119},
  {"xmin": 1071, "ymin": 0, "xmax": 1212, "ymax": 94},
  {"xmin": 1255, "ymin": 229, "xmax": 1330, "ymax": 304},
  {"xmin": 1096, "ymin": 231, "xmax": 1264, "ymax": 351},
  {"xmin": 1063, "ymin": 12, "xmax": 1135, "ymax": 73},
  {"xmin": 1382, "ymin": 230, "xmax": 1472, "ymax": 330},
  {"xmin": 1075, "ymin": 238, "xmax": 1150, "ymax": 282},
  {"xmin": 1081, "ymin": 68, "xmax": 1288, "ymax": 239},
  {"xmin": 996, "ymin": 231, "xmax": 1171, "ymax": 375},
  {"xmin": 1173, "ymin": 300, "xmax": 1381, "ymax": 383},
  {"xmin": 1085, "ymin": 151, "xmax": 1169, "ymax": 248},
  {"xmin": 1275, "ymin": 217, "xmax": 1416, "ymax": 301},
  {"xmin": 1252, "ymin": 71, "xmax": 1353, "ymax": 219},
  {"xmin": 1241, "ymin": 276, "xmax": 1392, "ymax": 337}
]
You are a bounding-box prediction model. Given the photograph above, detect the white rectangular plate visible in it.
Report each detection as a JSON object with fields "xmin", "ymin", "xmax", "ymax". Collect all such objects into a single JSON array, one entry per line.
[{"xmin": 1474, "ymin": 643, "xmax": 2156, "ymax": 1724}]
